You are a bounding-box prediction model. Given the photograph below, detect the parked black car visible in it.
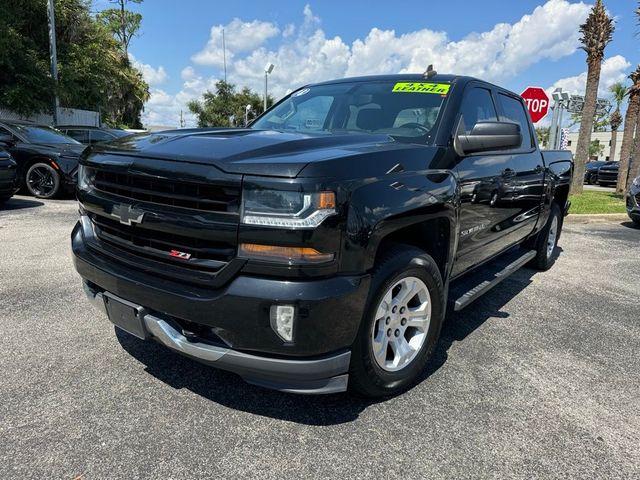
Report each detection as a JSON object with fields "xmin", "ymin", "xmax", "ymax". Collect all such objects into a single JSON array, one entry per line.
[
  {"xmin": 58, "ymin": 125, "xmax": 130, "ymax": 145},
  {"xmin": 0, "ymin": 147, "xmax": 18, "ymax": 204},
  {"xmin": 0, "ymin": 120, "xmax": 85, "ymax": 198},
  {"xmin": 627, "ymin": 176, "xmax": 640, "ymax": 225},
  {"xmin": 72, "ymin": 74, "xmax": 573, "ymax": 397},
  {"xmin": 597, "ymin": 162, "xmax": 619, "ymax": 187},
  {"xmin": 584, "ymin": 160, "xmax": 613, "ymax": 185}
]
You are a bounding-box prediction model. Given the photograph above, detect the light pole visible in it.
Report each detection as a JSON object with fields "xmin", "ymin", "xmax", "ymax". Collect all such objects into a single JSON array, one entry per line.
[
  {"xmin": 264, "ymin": 63, "xmax": 274, "ymax": 112},
  {"xmin": 549, "ymin": 88, "xmax": 570, "ymax": 150},
  {"xmin": 46, "ymin": 0, "xmax": 60, "ymax": 125}
]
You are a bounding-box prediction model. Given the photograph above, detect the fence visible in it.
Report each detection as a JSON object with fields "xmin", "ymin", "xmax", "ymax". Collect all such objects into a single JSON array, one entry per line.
[{"xmin": 0, "ymin": 107, "xmax": 100, "ymax": 127}]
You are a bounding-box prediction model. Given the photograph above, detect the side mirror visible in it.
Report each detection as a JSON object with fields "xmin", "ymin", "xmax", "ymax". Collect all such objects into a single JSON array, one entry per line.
[
  {"xmin": 455, "ymin": 121, "xmax": 522, "ymax": 156},
  {"xmin": 0, "ymin": 134, "xmax": 15, "ymax": 147}
]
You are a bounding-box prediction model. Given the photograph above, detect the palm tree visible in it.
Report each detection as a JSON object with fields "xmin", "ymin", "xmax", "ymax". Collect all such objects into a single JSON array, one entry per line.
[
  {"xmin": 608, "ymin": 82, "xmax": 626, "ymax": 162},
  {"xmin": 616, "ymin": 67, "xmax": 640, "ymax": 193},
  {"xmin": 572, "ymin": 0, "xmax": 615, "ymax": 194}
]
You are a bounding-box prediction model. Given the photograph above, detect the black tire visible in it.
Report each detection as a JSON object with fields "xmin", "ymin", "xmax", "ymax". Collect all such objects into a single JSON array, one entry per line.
[
  {"xmin": 587, "ymin": 174, "xmax": 595, "ymax": 185},
  {"xmin": 349, "ymin": 245, "xmax": 445, "ymax": 398},
  {"xmin": 25, "ymin": 162, "xmax": 61, "ymax": 199},
  {"xmin": 529, "ymin": 203, "xmax": 562, "ymax": 271}
]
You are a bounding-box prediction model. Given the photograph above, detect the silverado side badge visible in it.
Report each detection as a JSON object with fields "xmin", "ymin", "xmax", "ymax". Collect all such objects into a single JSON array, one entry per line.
[{"xmin": 169, "ymin": 250, "xmax": 192, "ymax": 260}]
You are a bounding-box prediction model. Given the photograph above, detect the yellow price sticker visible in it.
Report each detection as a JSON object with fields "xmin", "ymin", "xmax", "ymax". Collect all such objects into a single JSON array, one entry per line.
[{"xmin": 392, "ymin": 82, "xmax": 450, "ymax": 95}]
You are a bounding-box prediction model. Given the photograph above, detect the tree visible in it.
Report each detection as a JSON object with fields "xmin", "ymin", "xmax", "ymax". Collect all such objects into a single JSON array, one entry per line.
[
  {"xmin": 569, "ymin": 111, "xmax": 610, "ymax": 132},
  {"xmin": 616, "ymin": 67, "xmax": 640, "ymax": 193},
  {"xmin": 572, "ymin": 0, "xmax": 614, "ymax": 194},
  {"xmin": 589, "ymin": 139, "xmax": 605, "ymax": 159},
  {"xmin": 0, "ymin": 0, "xmax": 149, "ymax": 127},
  {"xmin": 188, "ymin": 81, "xmax": 274, "ymax": 128},
  {"xmin": 535, "ymin": 127, "xmax": 550, "ymax": 148},
  {"xmin": 608, "ymin": 81, "xmax": 626, "ymax": 162},
  {"xmin": 96, "ymin": 0, "xmax": 143, "ymax": 55}
]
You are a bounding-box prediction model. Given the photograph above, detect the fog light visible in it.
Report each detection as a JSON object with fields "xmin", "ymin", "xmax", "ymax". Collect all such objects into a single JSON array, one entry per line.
[{"xmin": 270, "ymin": 305, "xmax": 296, "ymax": 342}]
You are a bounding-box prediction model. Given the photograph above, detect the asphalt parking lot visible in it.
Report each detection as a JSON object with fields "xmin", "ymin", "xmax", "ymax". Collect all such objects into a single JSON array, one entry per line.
[{"xmin": 1, "ymin": 196, "xmax": 639, "ymax": 479}]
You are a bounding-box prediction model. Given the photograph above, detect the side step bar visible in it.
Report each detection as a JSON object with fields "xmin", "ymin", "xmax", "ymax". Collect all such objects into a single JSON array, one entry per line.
[{"xmin": 453, "ymin": 249, "xmax": 536, "ymax": 311}]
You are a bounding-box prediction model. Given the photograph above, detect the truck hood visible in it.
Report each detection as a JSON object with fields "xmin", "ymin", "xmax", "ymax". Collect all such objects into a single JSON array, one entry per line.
[{"xmin": 88, "ymin": 128, "xmax": 413, "ymax": 178}]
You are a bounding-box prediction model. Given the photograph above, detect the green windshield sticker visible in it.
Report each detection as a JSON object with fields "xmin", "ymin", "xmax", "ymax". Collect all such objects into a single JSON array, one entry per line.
[{"xmin": 392, "ymin": 82, "xmax": 450, "ymax": 95}]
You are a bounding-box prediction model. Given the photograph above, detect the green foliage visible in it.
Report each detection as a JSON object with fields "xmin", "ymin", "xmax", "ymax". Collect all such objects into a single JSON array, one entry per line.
[
  {"xmin": 96, "ymin": 1, "xmax": 142, "ymax": 54},
  {"xmin": 188, "ymin": 81, "xmax": 275, "ymax": 128},
  {"xmin": 569, "ymin": 111, "xmax": 610, "ymax": 132},
  {"xmin": 535, "ymin": 127, "xmax": 550, "ymax": 148},
  {"xmin": 0, "ymin": 0, "xmax": 149, "ymax": 128},
  {"xmin": 579, "ymin": 0, "xmax": 614, "ymax": 65},
  {"xmin": 589, "ymin": 139, "xmax": 605, "ymax": 158},
  {"xmin": 608, "ymin": 81, "xmax": 627, "ymax": 131}
]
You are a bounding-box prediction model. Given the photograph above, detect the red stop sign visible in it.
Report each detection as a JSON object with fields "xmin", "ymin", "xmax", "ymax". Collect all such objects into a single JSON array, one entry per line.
[{"xmin": 520, "ymin": 87, "xmax": 550, "ymax": 123}]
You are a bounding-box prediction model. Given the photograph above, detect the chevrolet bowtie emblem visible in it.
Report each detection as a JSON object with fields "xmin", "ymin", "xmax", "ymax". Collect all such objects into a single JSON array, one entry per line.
[{"xmin": 110, "ymin": 204, "xmax": 145, "ymax": 226}]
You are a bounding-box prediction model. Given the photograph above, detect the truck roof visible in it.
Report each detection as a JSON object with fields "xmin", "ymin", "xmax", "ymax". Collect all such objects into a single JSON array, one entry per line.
[{"xmin": 308, "ymin": 74, "xmax": 517, "ymax": 98}]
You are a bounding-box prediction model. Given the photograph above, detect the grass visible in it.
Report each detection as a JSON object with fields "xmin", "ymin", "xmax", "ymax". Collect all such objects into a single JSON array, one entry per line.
[{"xmin": 569, "ymin": 191, "xmax": 627, "ymax": 214}]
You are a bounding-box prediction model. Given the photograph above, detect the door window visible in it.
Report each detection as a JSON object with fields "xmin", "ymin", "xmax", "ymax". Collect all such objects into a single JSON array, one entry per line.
[
  {"xmin": 89, "ymin": 130, "xmax": 115, "ymax": 143},
  {"xmin": 62, "ymin": 129, "xmax": 89, "ymax": 143},
  {"xmin": 460, "ymin": 87, "xmax": 497, "ymax": 133},
  {"xmin": 497, "ymin": 93, "xmax": 532, "ymax": 149}
]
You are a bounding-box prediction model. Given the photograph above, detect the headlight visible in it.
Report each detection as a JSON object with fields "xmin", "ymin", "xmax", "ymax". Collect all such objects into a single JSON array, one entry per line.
[
  {"xmin": 241, "ymin": 188, "xmax": 336, "ymax": 229},
  {"xmin": 77, "ymin": 165, "xmax": 93, "ymax": 191},
  {"xmin": 633, "ymin": 177, "xmax": 640, "ymax": 188}
]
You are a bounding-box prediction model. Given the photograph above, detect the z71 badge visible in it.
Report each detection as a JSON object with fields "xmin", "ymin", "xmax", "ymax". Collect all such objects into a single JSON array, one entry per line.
[{"xmin": 169, "ymin": 250, "xmax": 192, "ymax": 260}]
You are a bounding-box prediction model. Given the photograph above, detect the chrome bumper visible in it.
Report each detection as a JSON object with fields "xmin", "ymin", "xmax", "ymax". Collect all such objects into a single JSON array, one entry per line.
[{"xmin": 82, "ymin": 282, "xmax": 350, "ymax": 394}]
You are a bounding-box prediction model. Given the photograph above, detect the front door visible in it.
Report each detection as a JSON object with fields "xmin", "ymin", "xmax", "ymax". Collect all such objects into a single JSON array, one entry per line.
[{"xmin": 453, "ymin": 86, "xmax": 544, "ymax": 277}]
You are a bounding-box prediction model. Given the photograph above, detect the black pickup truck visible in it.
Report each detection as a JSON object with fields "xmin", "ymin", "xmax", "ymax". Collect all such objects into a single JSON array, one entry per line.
[{"xmin": 72, "ymin": 74, "xmax": 572, "ymax": 397}]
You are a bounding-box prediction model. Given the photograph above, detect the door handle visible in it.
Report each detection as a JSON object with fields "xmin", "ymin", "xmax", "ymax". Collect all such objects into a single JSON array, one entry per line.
[{"xmin": 501, "ymin": 168, "xmax": 516, "ymax": 178}]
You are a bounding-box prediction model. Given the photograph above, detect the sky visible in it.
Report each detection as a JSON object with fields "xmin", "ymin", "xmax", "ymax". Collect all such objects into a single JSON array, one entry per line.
[{"xmin": 99, "ymin": 0, "xmax": 639, "ymax": 128}]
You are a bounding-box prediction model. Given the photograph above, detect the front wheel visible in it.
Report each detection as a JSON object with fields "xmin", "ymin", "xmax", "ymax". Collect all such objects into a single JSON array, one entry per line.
[
  {"xmin": 25, "ymin": 162, "xmax": 61, "ymax": 199},
  {"xmin": 349, "ymin": 245, "xmax": 445, "ymax": 397}
]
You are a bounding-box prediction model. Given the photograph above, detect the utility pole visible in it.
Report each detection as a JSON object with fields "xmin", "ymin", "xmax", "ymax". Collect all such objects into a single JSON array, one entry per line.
[
  {"xmin": 222, "ymin": 29, "xmax": 227, "ymax": 83},
  {"xmin": 46, "ymin": 0, "xmax": 60, "ymax": 125},
  {"xmin": 180, "ymin": 110, "xmax": 185, "ymax": 128}
]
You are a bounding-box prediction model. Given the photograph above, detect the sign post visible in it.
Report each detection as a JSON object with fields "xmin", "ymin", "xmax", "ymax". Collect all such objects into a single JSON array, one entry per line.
[{"xmin": 520, "ymin": 87, "xmax": 550, "ymax": 124}]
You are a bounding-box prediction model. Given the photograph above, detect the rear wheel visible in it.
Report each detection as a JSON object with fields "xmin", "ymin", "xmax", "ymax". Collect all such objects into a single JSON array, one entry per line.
[
  {"xmin": 25, "ymin": 162, "xmax": 61, "ymax": 199},
  {"xmin": 529, "ymin": 203, "xmax": 562, "ymax": 271},
  {"xmin": 349, "ymin": 245, "xmax": 445, "ymax": 398}
]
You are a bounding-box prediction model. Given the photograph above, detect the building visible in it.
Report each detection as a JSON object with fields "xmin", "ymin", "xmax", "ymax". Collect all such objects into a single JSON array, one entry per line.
[{"xmin": 565, "ymin": 131, "xmax": 625, "ymax": 162}]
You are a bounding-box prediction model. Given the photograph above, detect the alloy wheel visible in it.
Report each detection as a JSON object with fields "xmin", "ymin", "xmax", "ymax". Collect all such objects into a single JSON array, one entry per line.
[{"xmin": 370, "ymin": 276, "xmax": 431, "ymax": 372}]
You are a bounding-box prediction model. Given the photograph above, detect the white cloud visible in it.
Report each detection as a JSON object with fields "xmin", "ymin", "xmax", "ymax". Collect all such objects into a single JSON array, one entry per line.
[
  {"xmin": 141, "ymin": 1, "xmax": 619, "ymax": 128},
  {"xmin": 129, "ymin": 53, "xmax": 168, "ymax": 86},
  {"xmin": 191, "ymin": 19, "xmax": 280, "ymax": 67},
  {"xmin": 547, "ymin": 55, "xmax": 631, "ymax": 97}
]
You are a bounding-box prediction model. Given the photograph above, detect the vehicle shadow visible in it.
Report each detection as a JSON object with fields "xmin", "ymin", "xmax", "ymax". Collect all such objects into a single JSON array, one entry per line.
[
  {"xmin": 620, "ymin": 221, "xmax": 639, "ymax": 230},
  {"xmin": 0, "ymin": 197, "xmax": 44, "ymax": 211},
  {"xmin": 116, "ymin": 265, "xmax": 541, "ymax": 426}
]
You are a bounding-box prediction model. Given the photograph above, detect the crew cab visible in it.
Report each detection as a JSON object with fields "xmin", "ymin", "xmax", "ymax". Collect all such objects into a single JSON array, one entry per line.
[{"xmin": 72, "ymin": 74, "xmax": 573, "ymax": 397}]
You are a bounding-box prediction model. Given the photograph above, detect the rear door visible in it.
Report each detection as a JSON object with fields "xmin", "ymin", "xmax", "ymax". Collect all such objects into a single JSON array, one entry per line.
[
  {"xmin": 453, "ymin": 84, "xmax": 543, "ymax": 277},
  {"xmin": 493, "ymin": 90, "xmax": 545, "ymax": 246}
]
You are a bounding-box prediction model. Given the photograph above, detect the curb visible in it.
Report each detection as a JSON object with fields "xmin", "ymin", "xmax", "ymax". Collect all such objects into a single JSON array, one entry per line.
[{"xmin": 565, "ymin": 213, "xmax": 629, "ymax": 224}]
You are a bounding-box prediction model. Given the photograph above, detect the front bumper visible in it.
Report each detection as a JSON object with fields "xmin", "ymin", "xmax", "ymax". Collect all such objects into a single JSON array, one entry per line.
[
  {"xmin": 626, "ymin": 189, "xmax": 640, "ymax": 222},
  {"xmin": 83, "ymin": 283, "xmax": 351, "ymax": 394},
  {"xmin": 72, "ymin": 220, "xmax": 370, "ymax": 394}
]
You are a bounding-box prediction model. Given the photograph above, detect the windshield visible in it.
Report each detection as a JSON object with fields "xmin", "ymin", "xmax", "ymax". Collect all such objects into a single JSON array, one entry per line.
[
  {"xmin": 251, "ymin": 80, "xmax": 450, "ymax": 143},
  {"xmin": 12, "ymin": 124, "xmax": 81, "ymax": 145}
]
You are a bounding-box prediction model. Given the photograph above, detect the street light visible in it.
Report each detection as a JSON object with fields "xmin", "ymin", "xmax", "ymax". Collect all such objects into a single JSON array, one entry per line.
[
  {"xmin": 264, "ymin": 63, "xmax": 274, "ymax": 112},
  {"xmin": 244, "ymin": 104, "xmax": 252, "ymax": 127}
]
